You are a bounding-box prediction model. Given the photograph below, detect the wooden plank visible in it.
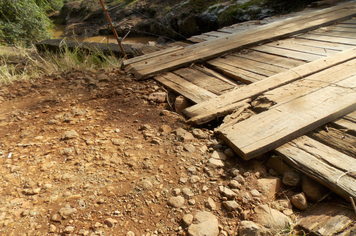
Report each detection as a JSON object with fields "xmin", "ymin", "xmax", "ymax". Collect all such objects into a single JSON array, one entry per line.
[
  {"xmin": 184, "ymin": 47, "xmax": 356, "ymax": 120},
  {"xmin": 253, "ymin": 45, "xmax": 324, "ymax": 61},
  {"xmin": 222, "ymin": 55, "xmax": 287, "ymax": 74},
  {"xmin": 308, "ymin": 127, "xmax": 356, "ymax": 158},
  {"xmin": 128, "ymin": 2, "xmax": 356, "ymax": 79},
  {"xmin": 297, "ymin": 33, "xmax": 356, "ymax": 45},
  {"xmin": 203, "ymin": 31, "xmax": 231, "ymax": 38},
  {"xmin": 187, "ymin": 36, "xmax": 207, "ymax": 43},
  {"xmin": 287, "ymin": 38, "xmax": 354, "ymax": 51},
  {"xmin": 207, "ymin": 59, "xmax": 266, "ymax": 84},
  {"xmin": 296, "ymin": 203, "xmax": 356, "ymax": 235},
  {"xmin": 218, "ymin": 75, "xmax": 356, "ymax": 160},
  {"xmin": 311, "ymin": 30, "xmax": 356, "ymax": 39},
  {"xmin": 236, "ymin": 51, "xmax": 305, "ymax": 69},
  {"xmin": 341, "ymin": 18, "xmax": 356, "ymax": 24},
  {"xmin": 276, "ymin": 136, "xmax": 356, "ymax": 199},
  {"xmin": 262, "ymin": 61, "xmax": 356, "ymax": 108},
  {"xmin": 154, "ymin": 73, "xmax": 217, "ymax": 104},
  {"xmin": 173, "ymin": 68, "xmax": 235, "ymax": 95},
  {"xmin": 333, "ymin": 111, "xmax": 356, "ymax": 134},
  {"xmin": 122, "ymin": 46, "xmax": 183, "ymax": 69},
  {"xmin": 191, "ymin": 65, "xmax": 238, "ymax": 87},
  {"xmin": 266, "ymin": 40, "xmax": 341, "ymax": 56}
]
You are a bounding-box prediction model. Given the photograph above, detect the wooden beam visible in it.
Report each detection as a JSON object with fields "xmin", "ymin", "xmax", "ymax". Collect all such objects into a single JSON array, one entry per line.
[
  {"xmin": 218, "ymin": 75, "xmax": 356, "ymax": 160},
  {"xmin": 276, "ymin": 136, "xmax": 356, "ymax": 199},
  {"xmin": 127, "ymin": 2, "xmax": 356, "ymax": 79},
  {"xmin": 184, "ymin": 47, "xmax": 356, "ymax": 120}
]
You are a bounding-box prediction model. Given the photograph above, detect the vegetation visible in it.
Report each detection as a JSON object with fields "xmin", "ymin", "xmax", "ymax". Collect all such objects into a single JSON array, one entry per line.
[{"xmin": 0, "ymin": 42, "xmax": 120, "ymax": 84}]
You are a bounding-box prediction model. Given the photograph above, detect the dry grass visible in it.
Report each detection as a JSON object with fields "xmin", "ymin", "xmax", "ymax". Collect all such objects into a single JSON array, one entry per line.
[{"xmin": 0, "ymin": 43, "xmax": 121, "ymax": 84}]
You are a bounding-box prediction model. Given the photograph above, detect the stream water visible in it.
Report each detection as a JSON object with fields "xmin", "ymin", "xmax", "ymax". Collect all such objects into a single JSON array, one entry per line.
[{"xmin": 51, "ymin": 25, "xmax": 158, "ymax": 44}]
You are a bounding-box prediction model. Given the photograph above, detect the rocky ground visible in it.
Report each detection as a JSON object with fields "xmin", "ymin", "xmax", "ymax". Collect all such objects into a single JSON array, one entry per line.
[{"xmin": 0, "ymin": 66, "xmax": 342, "ymax": 236}]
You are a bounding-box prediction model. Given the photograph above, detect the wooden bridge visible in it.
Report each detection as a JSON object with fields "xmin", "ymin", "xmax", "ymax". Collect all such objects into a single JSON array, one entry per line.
[{"xmin": 123, "ymin": 2, "xmax": 356, "ymax": 232}]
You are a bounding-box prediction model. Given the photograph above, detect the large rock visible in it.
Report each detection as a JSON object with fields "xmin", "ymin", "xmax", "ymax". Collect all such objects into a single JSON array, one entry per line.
[
  {"xmin": 238, "ymin": 221, "xmax": 261, "ymax": 236},
  {"xmin": 188, "ymin": 211, "xmax": 219, "ymax": 236},
  {"xmin": 253, "ymin": 205, "xmax": 291, "ymax": 234},
  {"xmin": 301, "ymin": 176, "xmax": 329, "ymax": 202},
  {"xmin": 256, "ymin": 177, "xmax": 282, "ymax": 200}
]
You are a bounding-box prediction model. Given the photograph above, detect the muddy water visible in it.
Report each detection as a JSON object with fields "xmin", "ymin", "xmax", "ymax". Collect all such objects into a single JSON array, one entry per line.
[{"xmin": 51, "ymin": 25, "xmax": 158, "ymax": 44}]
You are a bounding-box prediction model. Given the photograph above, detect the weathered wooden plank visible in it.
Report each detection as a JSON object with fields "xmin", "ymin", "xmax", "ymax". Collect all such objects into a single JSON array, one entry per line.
[
  {"xmin": 187, "ymin": 36, "xmax": 207, "ymax": 43},
  {"xmin": 128, "ymin": 2, "xmax": 356, "ymax": 79},
  {"xmin": 192, "ymin": 65, "xmax": 238, "ymax": 87},
  {"xmin": 295, "ymin": 202, "xmax": 356, "ymax": 235},
  {"xmin": 207, "ymin": 59, "xmax": 266, "ymax": 84},
  {"xmin": 266, "ymin": 40, "xmax": 341, "ymax": 56},
  {"xmin": 311, "ymin": 30, "xmax": 356, "ymax": 39},
  {"xmin": 287, "ymin": 38, "xmax": 354, "ymax": 51},
  {"xmin": 308, "ymin": 127, "xmax": 356, "ymax": 158},
  {"xmin": 184, "ymin": 47, "xmax": 356, "ymax": 120},
  {"xmin": 222, "ymin": 55, "xmax": 287, "ymax": 74},
  {"xmin": 276, "ymin": 136, "xmax": 356, "ymax": 199},
  {"xmin": 297, "ymin": 33, "xmax": 356, "ymax": 45},
  {"xmin": 236, "ymin": 51, "xmax": 305, "ymax": 69},
  {"xmin": 122, "ymin": 46, "xmax": 183, "ymax": 69},
  {"xmin": 219, "ymin": 75, "xmax": 356, "ymax": 160},
  {"xmin": 203, "ymin": 31, "xmax": 231, "ymax": 38},
  {"xmin": 173, "ymin": 68, "xmax": 235, "ymax": 95},
  {"xmin": 253, "ymin": 45, "xmax": 324, "ymax": 61},
  {"xmin": 154, "ymin": 73, "xmax": 217, "ymax": 104},
  {"xmin": 333, "ymin": 111, "xmax": 356, "ymax": 134}
]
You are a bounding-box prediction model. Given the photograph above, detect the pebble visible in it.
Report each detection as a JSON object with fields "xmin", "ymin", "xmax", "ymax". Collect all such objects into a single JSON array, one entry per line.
[
  {"xmin": 224, "ymin": 148, "xmax": 235, "ymax": 158},
  {"xmin": 223, "ymin": 201, "xmax": 240, "ymax": 211},
  {"xmin": 182, "ymin": 187, "xmax": 194, "ymax": 199},
  {"xmin": 51, "ymin": 214, "xmax": 61, "ymax": 222},
  {"xmin": 229, "ymin": 180, "xmax": 241, "ymax": 189},
  {"xmin": 205, "ymin": 197, "xmax": 216, "ymax": 211},
  {"xmin": 49, "ymin": 224, "xmax": 56, "ymax": 233},
  {"xmin": 187, "ymin": 166, "xmax": 197, "ymax": 175},
  {"xmin": 172, "ymin": 188, "xmax": 181, "ymax": 196},
  {"xmin": 159, "ymin": 125, "xmax": 172, "ymax": 134},
  {"xmin": 126, "ymin": 231, "xmax": 135, "ymax": 236},
  {"xmin": 59, "ymin": 206, "xmax": 77, "ymax": 219},
  {"xmin": 190, "ymin": 175, "xmax": 200, "ymax": 183},
  {"xmin": 182, "ymin": 214, "xmax": 194, "ymax": 227},
  {"xmin": 61, "ymin": 130, "xmax": 79, "ymax": 140},
  {"xmin": 179, "ymin": 177, "xmax": 188, "ymax": 184},
  {"xmin": 104, "ymin": 218, "xmax": 118, "ymax": 227},
  {"xmin": 139, "ymin": 180, "xmax": 153, "ymax": 190},
  {"xmin": 250, "ymin": 189, "xmax": 261, "ymax": 197},
  {"xmin": 211, "ymin": 151, "xmax": 227, "ymax": 160},
  {"xmin": 291, "ymin": 192, "xmax": 308, "ymax": 210},
  {"xmin": 238, "ymin": 221, "xmax": 260, "ymax": 236},
  {"xmin": 184, "ymin": 144, "xmax": 195, "ymax": 153},
  {"xmin": 192, "ymin": 129, "xmax": 208, "ymax": 139},
  {"xmin": 63, "ymin": 226, "xmax": 75, "ymax": 234},
  {"xmin": 219, "ymin": 186, "xmax": 237, "ymax": 199},
  {"xmin": 208, "ymin": 158, "xmax": 225, "ymax": 168},
  {"xmin": 167, "ymin": 196, "xmax": 185, "ymax": 208}
]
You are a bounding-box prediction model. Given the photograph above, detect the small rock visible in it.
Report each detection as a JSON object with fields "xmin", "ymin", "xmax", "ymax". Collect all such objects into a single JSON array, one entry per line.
[
  {"xmin": 184, "ymin": 144, "xmax": 195, "ymax": 153},
  {"xmin": 190, "ymin": 175, "xmax": 200, "ymax": 183},
  {"xmin": 148, "ymin": 92, "xmax": 166, "ymax": 103},
  {"xmin": 61, "ymin": 130, "xmax": 79, "ymax": 140},
  {"xmin": 63, "ymin": 226, "xmax": 75, "ymax": 234},
  {"xmin": 224, "ymin": 148, "xmax": 235, "ymax": 158},
  {"xmin": 272, "ymin": 199, "xmax": 292, "ymax": 211},
  {"xmin": 256, "ymin": 177, "xmax": 281, "ymax": 200},
  {"xmin": 138, "ymin": 180, "xmax": 153, "ymax": 190},
  {"xmin": 59, "ymin": 206, "xmax": 77, "ymax": 219},
  {"xmin": 184, "ymin": 132, "xmax": 195, "ymax": 142},
  {"xmin": 283, "ymin": 170, "xmax": 300, "ymax": 186},
  {"xmin": 168, "ymin": 196, "xmax": 185, "ymax": 208},
  {"xmin": 188, "ymin": 199, "xmax": 196, "ymax": 205},
  {"xmin": 179, "ymin": 177, "xmax": 188, "ymax": 184},
  {"xmin": 126, "ymin": 231, "xmax": 135, "ymax": 236},
  {"xmin": 188, "ymin": 211, "xmax": 219, "ymax": 236},
  {"xmin": 182, "ymin": 214, "xmax": 194, "ymax": 227},
  {"xmin": 238, "ymin": 221, "xmax": 260, "ymax": 236},
  {"xmin": 291, "ymin": 193, "xmax": 308, "ymax": 210},
  {"xmin": 254, "ymin": 205, "xmax": 291, "ymax": 234},
  {"xmin": 51, "ymin": 214, "xmax": 61, "ymax": 222},
  {"xmin": 211, "ymin": 151, "xmax": 227, "ymax": 160},
  {"xmin": 182, "ymin": 187, "xmax": 194, "ymax": 199},
  {"xmin": 229, "ymin": 180, "xmax": 241, "ymax": 189},
  {"xmin": 104, "ymin": 218, "xmax": 118, "ymax": 227},
  {"xmin": 234, "ymin": 175, "xmax": 245, "ymax": 185},
  {"xmin": 208, "ymin": 158, "xmax": 225, "ymax": 168},
  {"xmin": 192, "ymin": 129, "xmax": 208, "ymax": 139},
  {"xmin": 205, "ymin": 197, "xmax": 216, "ymax": 211},
  {"xmin": 223, "ymin": 201, "xmax": 240, "ymax": 211},
  {"xmin": 187, "ymin": 166, "xmax": 197, "ymax": 175},
  {"xmin": 159, "ymin": 125, "xmax": 172, "ymax": 134},
  {"xmin": 219, "ymin": 186, "xmax": 237, "ymax": 199},
  {"xmin": 250, "ymin": 189, "xmax": 261, "ymax": 197},
  {"xmin": 301, "ymin": 176, "xmax": 329, "ymax": 202},
  {"xmin": 49, "ymin": 224, "xmax": 56, "ymax": 233},
  {"xmin": 202, "ymin": 185, "xmax": 209, "ymax": 192},
  {"xmin": 172, "ymin": 188, "xmax": 181, "ymax": 196},
  {"xmin": 175, "ymin": 128, "xmax": 187, "ymax": 140}
]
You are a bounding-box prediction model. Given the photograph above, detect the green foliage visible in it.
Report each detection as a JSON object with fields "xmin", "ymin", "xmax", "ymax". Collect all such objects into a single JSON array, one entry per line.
[{"xmin": 0, "ymin": 0, "xmax": 55, "ymax": 46}]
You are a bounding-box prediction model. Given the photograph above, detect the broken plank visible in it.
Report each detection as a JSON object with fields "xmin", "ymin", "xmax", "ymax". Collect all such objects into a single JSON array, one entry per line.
[
  {"xmin": 122, "ymin": 46, "xmax": 184, "ymax": 69},
  {"xmin": 218, "ymin": 75, "xmax": 356, "ymax": 160},
  {"xmin": 154, "ymin": 73, "xmax": 217, "ymax": 104},
  {"xmin": 253, "ymin": 45, "xmax": 324, "ymax": 61},
  {"xmin": 129, "ymin": 2, "xmax": 356, "ymax": 79},
  {"xmin": 173, "ymin": 68, "xmax": 235, "ymax": 95},
  {"xmin": 276, "ymin": 136, "xmax": 356, "ymax": 199},
  {"xmin": 206, "ymin": 59, "xmax": 266, "ymax": 84},
  {"xmin": 308, "ymin": 127, "xmax": 356, "ymax": 158},
  {"xmin": 236, "ymin": 51, "xmax": 305, "ymax": 69},
  {"xmin": 183, "ymin": 47, "xmax": 356, "ymax": 120}
]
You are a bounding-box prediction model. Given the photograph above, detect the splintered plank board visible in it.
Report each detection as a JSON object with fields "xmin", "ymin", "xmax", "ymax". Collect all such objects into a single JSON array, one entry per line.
[
  {"xmin": 173, "ymin": 68, "xmax": 236, "ymax": 95},
  {"xmin": 252, "ymin": 45, "xmax": 324, "ymax": 61},
  {"xmin": 276, "ymin": 136, "xmax": 356, "ymax": 199},
  {"xmin": 125, "ymin": 2, "xmax": 356, "ymax": 79},
  {"xmin": 218, "ymin": 75, "xmax": 356, "ymax": 160},
  {"xmin": 154, "ymin": 73, "xmax": 217, "ymax": 104},
  {"xmin": 184, "ymin": 47, "xmax": 356, "ymax": 121},
  {"xmin": 236, "ymin": 51, "xmax": 305, "ymax": 69}
]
